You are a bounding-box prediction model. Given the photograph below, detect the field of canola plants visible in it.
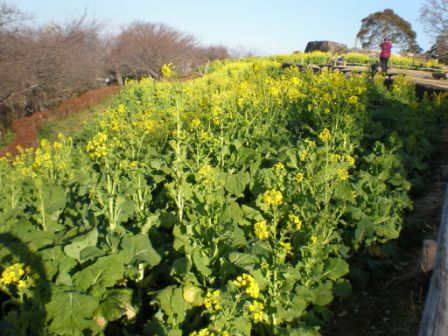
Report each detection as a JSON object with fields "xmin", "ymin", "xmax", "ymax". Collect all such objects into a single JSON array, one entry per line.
[{"xmin": 0, "ymin": 53, "xmax": 448, "ymax": 335}]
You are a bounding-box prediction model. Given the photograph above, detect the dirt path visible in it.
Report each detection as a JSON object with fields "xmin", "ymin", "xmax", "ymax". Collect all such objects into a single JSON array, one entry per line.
[
  {"xmin": 322, "ymin": 128, "xmax": 448, "ymax": 335},
  {"xmin": 0, "ymin": 86, "xmax": 119, "ymax": 157}
]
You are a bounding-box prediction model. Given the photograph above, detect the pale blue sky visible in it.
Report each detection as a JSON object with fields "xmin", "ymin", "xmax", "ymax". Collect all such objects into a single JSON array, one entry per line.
[{"xmin": 13, "ymin": 0, "xmax": 432, "ymax": 55}]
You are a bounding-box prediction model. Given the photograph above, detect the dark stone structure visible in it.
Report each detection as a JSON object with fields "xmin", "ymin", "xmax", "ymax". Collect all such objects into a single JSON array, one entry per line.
[{"xmin": 304, "ymin": 41, "xmax": 348, "ymax": 53}]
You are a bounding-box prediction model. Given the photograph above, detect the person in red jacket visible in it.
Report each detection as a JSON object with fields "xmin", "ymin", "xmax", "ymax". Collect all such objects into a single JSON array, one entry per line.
[{"xmin": 379, "ymin": 37, "xmax": 393, "ymax": 73}]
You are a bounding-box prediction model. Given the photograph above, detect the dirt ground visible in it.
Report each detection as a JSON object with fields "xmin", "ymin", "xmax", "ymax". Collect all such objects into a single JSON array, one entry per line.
[
  {"xmin": 322, "ymin": 128, "xmax": 448, "ymax": 336},
  {"xmin": 0, "ymin": 86, "xmax": 119, "ymax": 157}
]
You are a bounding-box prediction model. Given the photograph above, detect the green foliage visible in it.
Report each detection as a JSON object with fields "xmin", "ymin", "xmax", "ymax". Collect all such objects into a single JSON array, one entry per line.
[
  {"xmin": 0, "ymin": 56, "xmax": 446, "ymax": 335},
  {"xmin": 357, "ymin": 8, "xmax": 420, "ymax": 53}
]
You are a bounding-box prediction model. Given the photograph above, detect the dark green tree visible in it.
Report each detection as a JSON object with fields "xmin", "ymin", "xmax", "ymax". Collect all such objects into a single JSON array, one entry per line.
[{"xmin": 357, "ymin": 9, "xmax": 420, "ymax": 53}]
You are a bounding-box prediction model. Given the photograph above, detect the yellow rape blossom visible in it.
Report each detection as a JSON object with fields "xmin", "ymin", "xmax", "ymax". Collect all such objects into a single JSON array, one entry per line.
[
  {"xmin": 289, "ymin": 214, "xmax": 302, "ymax": 230},
  {"xmin": 295, "ymin": 172, "xmax": 304, "ymax": 183},
  {"xmin": 248, "ymin": 301, "xmax": 265, "ymax": 322},
  {"xmin": 232, "ymin": 274, "xmax": 260, "ymax": 298},
  {"xmin": 191, "ymin": 118, "xmax": 202, "ymax": 128},
  {"xmin": 346, "ymin": 155, "xmax": 355, "ymax": 167},
  {"xmin": 280, "ymin": 241, "xmax": 292, "ymax": 255},
  {"xmin": 299, "ymin": 150, "xmax": 308, "ymax": 161},
  {"xmin": 0, "ymin": 263, "xmax": 25, "ymax": 285},
  {"xmin": 262, "ymin": 189, "xmax": 283, "ymax": 207},
  {"xmin": 337, "ymin": 168, "xmax": 349, "ymax": 181},
  {"xmin": 318, "ymin": 128, "xmax": 331, "ymax": 142},
  {"xmin": 190, "ymin": 328, "xmax": 212, "ymax": 336},
  {"xmin": 161, "ymin": 63, "xmax": 175, "ymax": 78},
  {"xmin": 254, "ymin": 220, "xmax": 269, "ymax": 240},
  {"xmin": 273, "ymin": 162, "xmax": 285, "ymax": 174},
  {"xmin": 203, "ymin": 290, "xmax": 221, "ymax": 311},
  {"xmin": 348, "ymin": 95, "xmax": 359, "ymax": 105}
]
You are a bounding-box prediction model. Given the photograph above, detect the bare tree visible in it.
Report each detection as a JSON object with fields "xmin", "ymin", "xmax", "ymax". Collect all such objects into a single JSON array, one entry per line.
[
  {"xmin": 0, "ymin": 4, "xmax": 105, "ymax": 139},
  {"xmin": 108, "ymin": 21, "xmax": 229, "ymax": 83},
  {"xmin": 420, "ymin": 0, "xmax": 448, "ymax": 38},
  {"xmin": 420, "ymin": 0, "xmax": 448, "ymax": 62}
]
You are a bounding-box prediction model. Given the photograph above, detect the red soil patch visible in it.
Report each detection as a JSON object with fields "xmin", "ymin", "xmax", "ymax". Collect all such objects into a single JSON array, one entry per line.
[{"xmin": 0, "ymin": 86, "xmax": 120, "ymax": 157}]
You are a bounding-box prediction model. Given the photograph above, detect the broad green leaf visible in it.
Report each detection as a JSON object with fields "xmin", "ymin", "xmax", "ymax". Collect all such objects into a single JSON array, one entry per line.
[
  {"xmin": 73, "ymin": 254, "xmax": 125, "ymax": 296},
  {"xmin": 171, "ymin": 287, "xmax": 190, "ymax": 323},
  {"xmin": 221, "ymin": 201, "xmax": 243, "ymax": 224},
  {"xmin": 224, "ymin": 171, "xmax": 250, "ymax": 196},
  {"xmin": 324, "ymin": 258, "xmax": 349, "ymax": 281},
  {"xmin": 192, "ymin": 249, "xmax": 212, "ymax": 277},
  {"xmin": 42, "ymin": 185, "xmax": 66, "ymax": 213},
  {"xmin": 100, "ymin": 289, "xmax": 134, "ymax": 322},
  {"xmin": 120, "ymin": 234, "xmax": 161, "ymax": 267},
  {"xmin": 63, "ymin": 228, "xmax": 98, "ymax": 262},
  {"xmin": 313, "ymin": 281, "xmax": 334, "ymax": 306},
  {"xmin": 241, "ymin": 205, "xmax": 264, "ymax": 221},
  {"xmin": 80, "ymin": 246, "xmax": 105, "ymax": 261},
  {"xmin": 231, "ymin": 316, "xmax": 251, "ymax": 336},
  {"xmin": 229, "ymin": 252, "xmax": 258, "ymax": 268},
  {"xmin": 45, "ymin": 288, "xmax": 99, "ymax": 335},
  {"xmin": 333, "ymin": 279, "xmax": 352, "ymax": 298}
]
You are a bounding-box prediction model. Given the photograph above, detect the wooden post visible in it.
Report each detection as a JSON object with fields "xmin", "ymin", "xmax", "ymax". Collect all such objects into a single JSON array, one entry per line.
[{"xmin": 419, "ymin": 187, "xmax": 448, "ymax": 335}]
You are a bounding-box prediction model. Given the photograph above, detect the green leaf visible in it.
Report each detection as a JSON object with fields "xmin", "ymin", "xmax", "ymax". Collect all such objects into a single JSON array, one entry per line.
[
  {"xmin": 241, "ymin": 205, "xmax": 264, "ymax": 221},
  {"xmin": 231, "ymin": 316, "xmax": 251, "ymax": 336},
  {"xmin": 221, "ymin": 201, "xmax": 243, "ymax": 224},
  {"xmin": 250, "ymin": 269, "xmax": 269, "ymax": 291},
  {"xmin": 229, "ymin": 252, "xmax": 258, "ymax": 268},
  {"xmin": 45, "ymin": 288, "xmax": 99, "ymax": 335},
  {"xmin": 63, "ymin": 228, "xmax": 98, "ymax": 262},
  {"xmin": 73, "ymin": 255, "xmax": 125, "ymax": 296},
  {"xmin": 115, "ymin": 197, "xmax": 137, "ymax": 224},
  {"xmin": 80, "ymin": 246, "xmax": 106, "ymax": 261},
  {"xmin": 324, "ymin": 258, "xmax": 349, "ymax": 281},
  {"xmin": 171, "ymin": 287, "xmax": 190, "ymax": 323},
  {"xmin": 313, "ymin": 281, "xmax": 334, "ymax": 306},
  {"xmin": 333, "ymin": 279, "xmax": 352, "ymax": 298},
  {"xmin": 229, "ymin": 226, "xmax": 247, "ymax": 248},
  {"xmin": 120, "ymin": 234, "xmax": 161, "ymax": 267},
  {"xmin": 100, "ymin": 289, "xmax": 134, "ymax": 322},
  {"xmin": 224, "ymin": 171, "xmax": 250, "ymax": 196},
  {"xmin": 192, "ymin": 248, "xmax": 212, "ymax": 277},
  {"xmin": 42, "ymin": 185, "xmax": 66, "ymax": 214}
]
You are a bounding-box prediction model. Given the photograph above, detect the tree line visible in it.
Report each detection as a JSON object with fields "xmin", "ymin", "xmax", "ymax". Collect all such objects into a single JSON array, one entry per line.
[{"xmin": 0, "ymin": 2, "xmax": 230, "ymax": 140}]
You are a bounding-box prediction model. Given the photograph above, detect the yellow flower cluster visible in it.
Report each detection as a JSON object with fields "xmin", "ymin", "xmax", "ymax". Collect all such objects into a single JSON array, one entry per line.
[
  {"xmin": 190, "ymin": 328, "xmax": 212, "ymax": 336},
  {"xmin": 0, "ymin": 263, "xmax": 35, "ymax": 291},
  {"xmin": 232, "ymin": 274, "xmax": 260, "ymax": 298},
  {"xmin": 86, "ymin": 132, "xmax": 108, "ymax": 160},
  {"xmin": 299, "ymin": 150, "xmax": 308, "ymax": 161},
  {"xmin": 262, "ymin": 189, "xmax": 283, "ymax": 207},
  {"xmin": 337, "ymin": 168, "xmax": 349, "ymax": 181},
  {"xmin": 203, "ymin": 290, "xmax": 221, "ymax": 311},
  {"xmin": 330, "ymin": 153, "xmax": 341, "ymax": 162},
  {"xmin": 273, "ymin": 162, "xmax": 285, "ymax": 175},
  {"xmin": 348, "ymin": 95, "xmax": 359, "ymax": 105},
  {"xmin": 310, "ymin": 236, "xmax": 318, "ymax": 245},
  {"xmin": 161, "ymin": 63, "xmax": 175, "ymax": 78},
  {"xmin": 318, "ymin": 128, "xmax": 331, "ymax": 142},
  {"xmin": 295, "ymin": 172, "xmax": 304, "ymax": 183},
  {"xmin": 254, "ymin": 220, "xmax": 269, "ymax": 240},
  {"xmin": 197, "ymin": 164, "xmax": 215, "ymax": 184},
  {"xmin": 248, "ymin": 301, "xmax": 264, "ymax": 322},
  {"xmin": 191, "ymin": 118, "xmax": 202, "ymax": 128},
  {"xmin": 288, "ymin": 214, "xmax": 302, "ymax": 230},
  {"xmin": 280, "ymin": 241, "xmax": 292, "ymax": 254},
  {"xmin": 346, "ymin": 155, "xmax": 355, "ymax": 167}
]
